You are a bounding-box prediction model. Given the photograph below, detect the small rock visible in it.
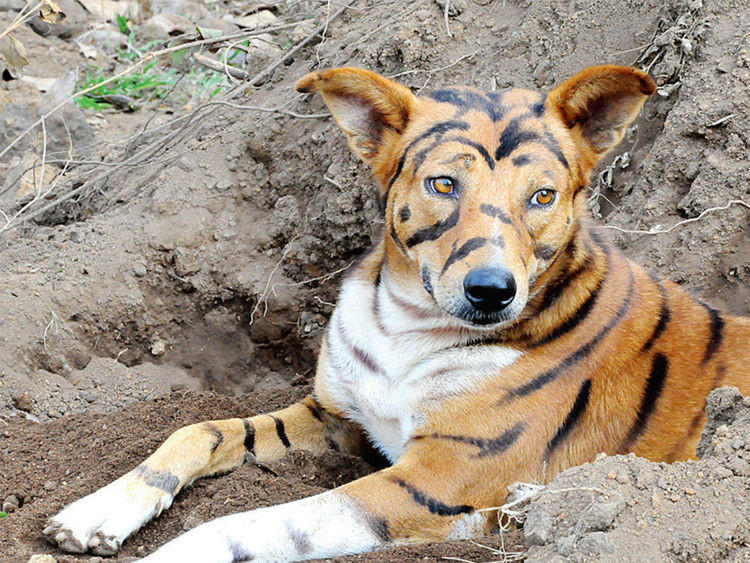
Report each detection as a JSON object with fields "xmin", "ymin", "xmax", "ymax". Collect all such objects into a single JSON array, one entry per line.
[
  {"xmin": 27, "ymin": 555, "xmax": 57, "ymax": 563},
  {"xmin": 75, "ymin": 26, "xmax": 129, "ymax": 57},
  {"xmin": 151, "ymin": 340, "xmax": 166, "ymax": 356},
  {"xmin": 578, "ymin": 532, "xmax": 615, "ymax": 555},
  {"xmin": 68, "ymin": 230, "xmax": 81, "ymax": 243},
  {"xmin": 133, "ymin": 262, "xmax": 147, "ymax": 277},
  {"xmin": 2, "ymin": 494, "xmax": 19, "ymax": 513},
  {"xmin": 12, "ymin": 392, "xmax": 32, "ymax": 412},
  {"xmin": 434, "ymin": 0, "xmax": 466, "ymax": 16},
  {"xmin": 43, "ymin": 481, "xmax": 56, "ymax": 491},
  {"xmin": 524, "ymin": 505, "xmax": 552, "ymax": 545}
]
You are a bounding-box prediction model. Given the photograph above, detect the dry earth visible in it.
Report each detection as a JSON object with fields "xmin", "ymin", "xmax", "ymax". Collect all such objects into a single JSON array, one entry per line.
[{"xmin": 0, "ymin": 0, "xmax": 748, "ymax": 560}]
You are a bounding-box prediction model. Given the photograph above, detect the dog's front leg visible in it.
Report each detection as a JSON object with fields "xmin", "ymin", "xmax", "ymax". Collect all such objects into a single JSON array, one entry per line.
[
  {"xmin": 141, "ymin": 439, "xmax": 502, "ymax": 562},
  {"xmin": 45, "ymin": 396, "xmax": 364, "ymax": 555}
]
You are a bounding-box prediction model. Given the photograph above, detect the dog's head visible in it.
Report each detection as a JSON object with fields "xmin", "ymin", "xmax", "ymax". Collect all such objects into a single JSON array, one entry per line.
[{"xmin": 297, "ymin": 65, "xmax": 654, "ymax": 329}]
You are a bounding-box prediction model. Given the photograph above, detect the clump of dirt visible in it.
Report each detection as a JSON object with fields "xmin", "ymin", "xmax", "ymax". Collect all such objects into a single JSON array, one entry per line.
[{"xmin": 521, "ymin": 387, "xmax": 750, "ymax": 561}]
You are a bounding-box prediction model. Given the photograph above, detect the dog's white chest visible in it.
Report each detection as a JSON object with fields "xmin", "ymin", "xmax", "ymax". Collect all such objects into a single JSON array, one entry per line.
[{"xmin": 322, "ymin": 275, "xmax": 522, "ymax": 462}]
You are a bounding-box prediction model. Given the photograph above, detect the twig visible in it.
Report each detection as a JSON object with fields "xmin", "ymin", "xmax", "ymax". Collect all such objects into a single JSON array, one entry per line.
[
  {"xmin": 192, "ymin": 52, "xmax": 251, "ymax": 81},
  {"xmin": 603, "ymin": 200, "xmax": 750, "ymax": 235},
  {"xmin": 443, "ymin": 0, "xmax": 453, "ymax": 38},
  {"xmin": 388, "ymin": 50, "xmax": 479, "ymax": 79}
]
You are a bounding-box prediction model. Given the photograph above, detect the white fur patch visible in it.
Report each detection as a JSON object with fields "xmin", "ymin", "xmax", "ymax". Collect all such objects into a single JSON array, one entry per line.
[
  {"xmin": 323, "ymin": 271, "xmax": 522, "ymax": 461},
  {"xmin": 141, "ymin": 491, "xmax": 382, "ymax": 562}
]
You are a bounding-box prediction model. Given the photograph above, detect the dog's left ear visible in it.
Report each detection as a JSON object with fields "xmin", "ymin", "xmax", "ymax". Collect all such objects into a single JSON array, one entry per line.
[
  {"xmin": 546, "ymin": 65, "xmax": 655, "ymax": 174},
  {"xmin": 296, "ymin": 68, "xmax": 415, "ymax": 186}
]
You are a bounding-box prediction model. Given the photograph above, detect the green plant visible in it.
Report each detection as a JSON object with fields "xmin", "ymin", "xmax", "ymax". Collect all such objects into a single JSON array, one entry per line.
[{"xmin": 0, "ymin": 512, "xmax": 8, "ymax": 519}]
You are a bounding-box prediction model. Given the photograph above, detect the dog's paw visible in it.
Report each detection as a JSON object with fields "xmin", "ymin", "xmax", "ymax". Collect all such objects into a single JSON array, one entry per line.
[{"xmin": 45, "ymin": 472, "xmax": 173, "ymax": 555}]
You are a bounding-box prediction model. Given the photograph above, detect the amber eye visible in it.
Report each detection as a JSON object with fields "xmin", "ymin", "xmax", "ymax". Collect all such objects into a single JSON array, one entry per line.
[
  {"xmin": 427, "ymin": 176, "xmax": 456, "ymax": 196},
  {"xmin": 531, "ymin": 188, "xmax": 556, "ymax": 207}
]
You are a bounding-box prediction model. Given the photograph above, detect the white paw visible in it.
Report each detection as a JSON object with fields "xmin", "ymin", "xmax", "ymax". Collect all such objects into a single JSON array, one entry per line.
[{"xmin": 45, "ymin": 472, "xmax": 173, "ymax": 555}]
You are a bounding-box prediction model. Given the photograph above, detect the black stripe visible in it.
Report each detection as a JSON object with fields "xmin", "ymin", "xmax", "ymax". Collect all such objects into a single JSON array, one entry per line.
[
  {"xmin": 503, "ymin": 264, "xmax": 633, "ymax": 402},
  {"xmin": 304, "ymin": 400, "xmax": 323, "ymax": 422},
  {"xmin": 542, "ymin": 125, "xmax": 569, "ymax": 168},
  {"xmin": 367, "ymin": 516, "xmax": 391, "ymax": 543},
  {"xmin": 530, "ymin": 94, "xmax": 546, "ymax": 117},
  {"xmin": 545, "ymin": 379, "xmax": 591, "ymax": 460},
  {"xmin": 416, "ymin": 421, "xmax": 525, "ymax": 458},
  {"xmin": 534, "ymin": 244, "xmax": 557, "ymax": 261},
  {"xmin": 390, "ymin": 222, "xmax": 408, "ymax": 254},
  {"xmin": 442, "ymin": 136, "xmax": 495, "ymax": 170},
  {"xmin": 270, "ymin": 415, "xmax": 291, "ymax": 448},
  {"xmin": 399, "ymin": 205, "xmax": 410, "ymax": 222},
  {"xmin": 406, "ymin": 207, "xmax": 460, "ymax": 247},
  {"xmin": 387, "ymin": 120, "xmax": 470, "ymax": 190},
  {"xmin": 642, "ymin": 278, "xmax": 670, "ymax": 352},
  {"xmin": 391, "ymin": 477, "xmax": 473, "ymax": 516},
  {"xmin": 203, "ymin": 422, "xmax": 224, "ymax": 453},
  {"xmin": 134, "ymin": 465, "xmax": 179, "ymax": 495},
  {"xmin": 336, "ymin": 316, "xmax": 387, "ymax": 375},
  {"xmin": 495, "ymin": 116, "xmax": 540, "ymax": 161},
  {"xmin": 701, "ymin": 304, "xmax": 724, "ymax": 364},
  {"xmin": 619, "ymin": 353, "xmax": 669, "ymax": 451},
  {"xmin": 530, "ymin": 274, "xmax": 605, "ymax": 348},
  {"xmin": 243, "ymin": 419, "xmax": 255, "ymax": 454},
  {"xmin": 421, "ymin": 265, "xmax": 435, "ymax": 298},
  {"xmin": 479, "ymin": 203, "xmax": 512, "ymax": 224},
  {"xmin": 537, "ymin": 253, "xmax": 594, "ymax": 312},
  {"xmin": 423, "ymin": 88, "xmax": 508, "ymax": 121},
  {"xmin": 511, "ymin": 154, "xmax": 533, "ymax": 167},
  {"xmin": 441, "ymin": 237, "xmax": 488, "ymax": 274}
]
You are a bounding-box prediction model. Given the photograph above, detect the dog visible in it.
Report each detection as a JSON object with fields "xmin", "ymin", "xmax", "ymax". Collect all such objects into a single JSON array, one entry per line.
[{"xmin": 44, "ymin": 64, "xmax": 750, "ymax": 561}]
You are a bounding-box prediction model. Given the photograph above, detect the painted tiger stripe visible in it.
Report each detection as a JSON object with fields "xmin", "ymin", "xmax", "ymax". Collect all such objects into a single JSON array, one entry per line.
[
  {"xmin": 536, "ymin": 252, "xmax": 594, "ymax": 312},
  {"xmin": 242, "ymin": 419, "xmax": 255, "ymax": 455},
  {"xmin": 270, "ymin": 415, "xmax": 291, "ymax": 448},
  {"xmin": 642, "ymin": 277, "xmax": 670, "ymax": 352},
  {"xmin": 529, "ymin": 273, "xmax": 605, "ymax": 348},
  {"xmin": 479, "ymin": 203, "xmax": 512, "ymax": 224},
  {"xmin": 389, "ymin": 222, "xmax": 408, "ymax": 255},
  {"xmin": 617, "ymin": 353, "xmax": 669, "ymax": 453},
  {"xmin": 398, "ymin": 205, "xmax": 410, "ymax": 222},
  {"xmin": 406, "ymin": 207, "xmax": 460, "ymax": 247},
  {"xmin": 202, "ymin": 422, "xmax": 224, "ymax": 453},
  {"xmin": 495, "ymin": 116, "xmax": 540, "ymax": 161},
  {"xmin": 544, "ymin": 379, "xmax": 591, "ymax": 460},
  {"xmin": 441, "ymin": 237, "xmax": 489, "ymax": 274},
  {"xmin": 423, "ymin": 88, "xmax": 508, "ymax": 121},
  {"xmin": 414, "ymin": 421, "xmax": 525, "ymax": 458},
  {"xmin": 390, "ymin": 477, "xmax": 474, "ymax": 516},
  {"xmin": 133, "ymin": 465, "xmax": 179, "ymax": 495},
  {"xmin": 335, "ymin": 316, "xmax": 387, "ymax": 376},
  {"xmin": 503, "ymin": 264, "xmax": 634, "ymax": 402},
  {"xmin": 700, "ymin": 304, "xmax": 724, "ymax": 364},
  {"xmin": 511, "ymin": 154, "xmax": 533, "ymax": 167},
  {"xmin": 387, "ymin": 120, "xmax": 470, "ymax": 191}
]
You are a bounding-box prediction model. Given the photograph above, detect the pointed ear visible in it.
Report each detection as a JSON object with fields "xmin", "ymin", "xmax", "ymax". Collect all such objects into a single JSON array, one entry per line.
[
  {"xmin": 296, "ymin": 68, "xmax": 415, "ymax": 185},
  {"xmin": 546, "ymin": 65, "xmax": 655, "ymax": 173}
]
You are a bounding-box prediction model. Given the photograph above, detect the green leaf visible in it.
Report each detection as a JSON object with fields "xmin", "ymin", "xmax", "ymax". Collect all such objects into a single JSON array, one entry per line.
[
  {"xmin": 0, "ymin": 512, "xmax": 8, "ymax": 519},
  {"xmin": 116, "ymin": 13, "xmax": 129, "ymax": 35}
]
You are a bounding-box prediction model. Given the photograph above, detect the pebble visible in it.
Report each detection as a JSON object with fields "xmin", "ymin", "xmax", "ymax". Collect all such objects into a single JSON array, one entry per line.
[
  {"xmin": 151, "ymin": 340, "xmax": 166, "ymax": 356},
  {"xmin": 133, "ymin": 262, "xmax": 147, "ymax": 277},
  {"xmin": 43, "ymin": 481, "xmax": 56, "ymax": 491},
  {"xmin": 2, "ymin": 494, "xmax": 19, "ymax": 513},
  {"xmin": 12, "ymin": 392, "xmax": 33, "ymax": 412},
  {"xmin": 27, "ymin": 555, "xmax": 56, "ymax": 563}
]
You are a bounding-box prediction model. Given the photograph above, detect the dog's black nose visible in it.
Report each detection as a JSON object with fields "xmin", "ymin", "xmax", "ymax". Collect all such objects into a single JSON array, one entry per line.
[{"xmin": 463, "ymin": 268, "xmax": 516, "ymax": 313}]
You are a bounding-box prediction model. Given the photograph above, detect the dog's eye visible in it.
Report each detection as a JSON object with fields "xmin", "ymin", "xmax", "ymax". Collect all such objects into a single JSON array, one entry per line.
[
  {"xmin": 427, "ymin": 177, "xmax": 456, "ymax": 196},
  {"xmin": 530, "ymin": 188, "xmax": 556, "ymax": 207}
]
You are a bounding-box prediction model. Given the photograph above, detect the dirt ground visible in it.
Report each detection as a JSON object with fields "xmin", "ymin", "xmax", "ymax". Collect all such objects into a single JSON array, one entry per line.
[{"xmin": 0, "ymin": 0, "xmax": 748, "ymax": 560}]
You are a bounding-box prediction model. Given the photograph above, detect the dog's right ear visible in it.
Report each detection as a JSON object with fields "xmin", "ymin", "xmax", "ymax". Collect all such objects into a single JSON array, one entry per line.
[{"xmin": 296, "ymin": 68, "xmax": 415, "ymax": 185}]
